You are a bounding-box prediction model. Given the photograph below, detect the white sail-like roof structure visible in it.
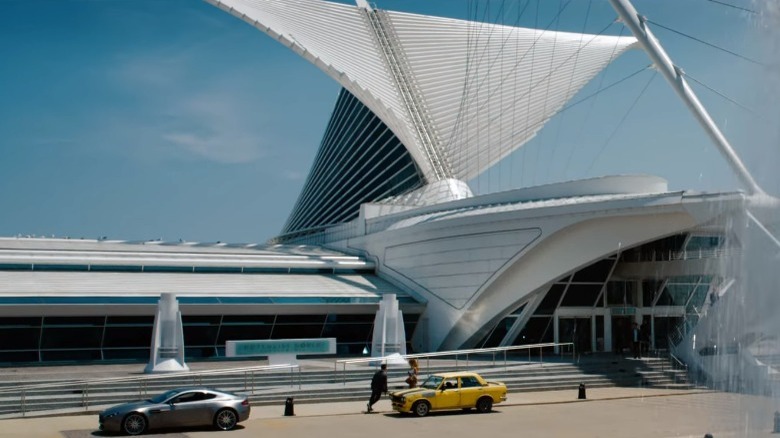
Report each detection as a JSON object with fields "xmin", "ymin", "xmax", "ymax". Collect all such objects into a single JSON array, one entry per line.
[{"xmin": 209, "ymin": 0, "xmax": 637, "ymax": 183}]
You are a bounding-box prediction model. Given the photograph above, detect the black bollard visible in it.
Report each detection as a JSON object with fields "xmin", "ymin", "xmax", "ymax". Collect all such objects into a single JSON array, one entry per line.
[
  {"xmin": 284, "ymin": 397, "xmax": 295, "ymax": 416},
  {"xmin": 774, "ymin": 411, "xmax": 780, "ymax": 433},
  {"xmin": 578, "ymin": 383, "xmax": 586, "ymax": 400}
]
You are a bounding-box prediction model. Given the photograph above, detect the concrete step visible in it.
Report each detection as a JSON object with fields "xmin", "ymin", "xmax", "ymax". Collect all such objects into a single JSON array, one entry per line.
[{"xmin": 0, "ymin": 356, "xmax": 691, "ymax": 418}]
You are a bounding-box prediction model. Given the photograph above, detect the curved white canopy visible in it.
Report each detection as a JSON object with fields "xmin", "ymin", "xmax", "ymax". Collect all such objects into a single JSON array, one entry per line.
[{"xmin": 209, "ymin": 0, "xmax": 637, "ymax": 182}]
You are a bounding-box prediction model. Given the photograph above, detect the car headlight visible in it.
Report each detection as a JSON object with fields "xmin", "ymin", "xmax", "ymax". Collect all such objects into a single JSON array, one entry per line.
[
  {"xmin": 102, "ymin": 412, "xmax": 119, "ymax": 419},
  {"xmin": 400, "ymin": 397, "xmax": 406, "ymax": 403}
]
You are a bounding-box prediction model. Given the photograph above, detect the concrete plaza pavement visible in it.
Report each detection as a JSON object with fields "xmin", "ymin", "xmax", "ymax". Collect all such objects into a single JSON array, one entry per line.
[{"xmin": 0, "ymin": 386, "xmax": 777, "ymax": 438}]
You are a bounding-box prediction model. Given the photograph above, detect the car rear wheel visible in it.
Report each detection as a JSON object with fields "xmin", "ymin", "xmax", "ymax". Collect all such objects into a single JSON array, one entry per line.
[
  {"xmin": 214, "ymin": 408, "xmax": 238, "ymax": 431},
  {"xmin": 476, "ymin": 397, "xmax": 493, "ymax": 413},
  {"xmin": 412, "ymin": 400, "xmax": 431, "ymax": 417},
  {"xmin": 122, "ymin": 413, "xmax": 147, "ymax": 436}
]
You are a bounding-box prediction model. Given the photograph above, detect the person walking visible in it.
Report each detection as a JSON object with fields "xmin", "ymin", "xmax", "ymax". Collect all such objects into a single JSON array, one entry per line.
[
  {"xmin": 405, "ymin": 358, "xmax": 419, "ymax": 388},
  {"xmin": 366, "ymin": 363, "xmax": 388, "ymax": 413}
]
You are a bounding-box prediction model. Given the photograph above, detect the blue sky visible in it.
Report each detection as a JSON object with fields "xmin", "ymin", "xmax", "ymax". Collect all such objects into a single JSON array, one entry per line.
[{"xmin": 0, "ymin": 0, "xmax": 776, "ymax": 243}]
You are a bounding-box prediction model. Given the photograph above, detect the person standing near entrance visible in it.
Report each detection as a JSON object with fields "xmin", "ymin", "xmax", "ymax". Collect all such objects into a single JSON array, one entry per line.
[
  {"xmin": 366, "ymin": 363, "xmax": 388, "ymax": 413},
  {"xmin": 632, "ymin": 322, "xmax": 641, "ymax": 359}
]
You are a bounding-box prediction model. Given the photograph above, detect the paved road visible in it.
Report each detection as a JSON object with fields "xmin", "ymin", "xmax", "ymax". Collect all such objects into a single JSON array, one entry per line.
[{"xmin": 0, "ymin": 388, "xmax": 777, "ymax": 438}]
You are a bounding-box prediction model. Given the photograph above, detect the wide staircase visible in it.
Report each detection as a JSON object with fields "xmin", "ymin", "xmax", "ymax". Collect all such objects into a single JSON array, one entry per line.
[{"xmin": 0, "ymin": 353, "xmax": 694, "ymax": 419}]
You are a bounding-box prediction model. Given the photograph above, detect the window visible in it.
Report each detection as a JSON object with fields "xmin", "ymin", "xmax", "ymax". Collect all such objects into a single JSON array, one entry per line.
[
  {"xmin": 171, "ymin": 392, "xmax": 215, "ymax": 404},
  {"xmin": 460, "ymin": 376, "xmax": 481, "ymax": 388}
]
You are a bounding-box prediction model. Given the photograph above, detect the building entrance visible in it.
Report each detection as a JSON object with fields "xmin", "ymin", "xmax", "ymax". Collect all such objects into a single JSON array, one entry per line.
[
  {"xmin": 558, "ymin": 317, "xmax": 592, "ymax": 354},
  {"xmin": 611, "ymin": 315, "xmax": 632, "ymax": 355}
]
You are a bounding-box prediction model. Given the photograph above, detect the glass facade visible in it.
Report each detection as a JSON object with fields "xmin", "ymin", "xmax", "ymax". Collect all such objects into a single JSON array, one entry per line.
[
  {"xmin": 0, "ymin": 313, "xmax": 421, "ymax": 364},
  {"xmin": 481, "ymin": 232, "xmax": 728, "ymax": 353},
  {"xmin": 280, "ymin": 88, "xmax": 425, "ymax": 239}
]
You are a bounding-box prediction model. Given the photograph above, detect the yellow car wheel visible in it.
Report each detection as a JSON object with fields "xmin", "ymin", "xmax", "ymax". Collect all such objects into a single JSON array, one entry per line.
[
  {"xmin": 476, "ymin": 397, "xmax": 493, "ymax": 413},
  {"xmin": 412, "ymin": 400, "xmax": 431, "ymax": 417}
]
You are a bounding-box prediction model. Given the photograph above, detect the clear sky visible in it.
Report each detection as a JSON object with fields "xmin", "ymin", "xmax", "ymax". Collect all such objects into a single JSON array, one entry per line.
[{"xmin": 0, "ymin": 0, "xmax": 777, "ymax": 243}]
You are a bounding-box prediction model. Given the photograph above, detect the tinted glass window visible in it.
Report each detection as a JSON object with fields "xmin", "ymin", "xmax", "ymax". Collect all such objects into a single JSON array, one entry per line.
[{"xmin": 460, "ymin": 376, "xmax": 481, "ymax": 387}]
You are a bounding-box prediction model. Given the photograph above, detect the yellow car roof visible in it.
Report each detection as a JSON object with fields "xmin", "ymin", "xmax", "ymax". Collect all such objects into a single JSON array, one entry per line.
[{"xmin": 432, "ymin": 371, "xmax": 482, "ymax": 379}]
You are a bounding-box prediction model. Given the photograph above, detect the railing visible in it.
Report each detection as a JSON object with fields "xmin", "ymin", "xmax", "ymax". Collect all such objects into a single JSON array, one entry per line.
[
  {"xmin": 0, "ymin": 364, "xmax": 300, "ymax": 418},
  {"xmin": 620, "ymin": 247, "xmax": 738, "ymax": 263},
  {"xmin": 334, "ymin": 342, "xmax": 575, "ymax": 384}
]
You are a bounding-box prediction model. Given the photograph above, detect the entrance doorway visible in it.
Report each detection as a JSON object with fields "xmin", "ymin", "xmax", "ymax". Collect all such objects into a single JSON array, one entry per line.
[
  {"xmin": 559, "ymin": 317, "xmax": 592, "ymax": 354},
  {"xmin": 611, "ymin": 316, "xmax": 632, "ymax": 355}
]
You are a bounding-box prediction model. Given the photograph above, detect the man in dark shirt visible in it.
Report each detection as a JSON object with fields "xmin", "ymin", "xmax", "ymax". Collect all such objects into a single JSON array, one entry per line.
[{"xmin": 367, "ymin": 364, "xmax": 388, "ymax": 413}]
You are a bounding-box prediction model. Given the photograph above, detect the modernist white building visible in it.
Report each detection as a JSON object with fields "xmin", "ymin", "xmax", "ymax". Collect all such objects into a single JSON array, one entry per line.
[{"xmin": 0, "ymin": 0, "xmax": 765, "ymax": 367}]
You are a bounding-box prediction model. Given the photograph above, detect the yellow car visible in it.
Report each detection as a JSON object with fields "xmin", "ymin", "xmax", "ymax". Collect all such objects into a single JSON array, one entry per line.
[{"xmin": 390, "ymin": 371, "xmax": 507, "ymax": 417}]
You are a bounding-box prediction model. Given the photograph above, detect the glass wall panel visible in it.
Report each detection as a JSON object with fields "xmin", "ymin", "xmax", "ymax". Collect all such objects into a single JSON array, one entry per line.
[
  {"xmin": 182, "ymin": 316, "xmax": 222, "ymax": 325},
  {"xmin": 665, "ymin": 284, "xmax": 694, "ymax": 306},
  {"xmin": 606, "ymin": 281, "xmax": 636, "ymax": 306},
  {"xmin": 572, "ymin": 259, "xmax": 614, "ymax": 283},
  {"xmin": 183, "ymin": 326, "xmax": 220, "ymax": 346},
  {"xmin": 217, "ymin": 325, "xmax": 272, "ymax": 343},
  {"xmin": 687, "ymin": 285, "xmax": 710, "ymax": 314},
  {"xmin": 41, "ymin": 327, "xmax": 103, "ymax": 349},
  {"xmin": 534, "ymin": 285, "xmax": 565, "ymax": 315},
  {"xmin": 222, "ymin": 315, "xmax": 275, "ymax": 324},
  {"xmin": 274, "ymin": 315, "xmax": 326, "ymax": 324},
  {"xmin": 685, "ymin": 235, "xmax": 722, "ymax": 251},
  {"xmin": 106, "ymin": 316, "xmax": 154, "ymax": 325},
  {"xmin": 560, "ymin": 284, "xmax": 602, "ymax": 307},
  {"xmin": 642, "ymin": 280, "xmax": 661, "ymax": 306},
  {"xmin": 0, "ymin": 328, "xmax": 40, "ymax": 350},
  {"xmin": 514, "ymin": 317, "xmax": 553, "ymax": 346},
  {"xmin": 321, "ymin": 323, "xmax": 373, "ymax": 343},
  {"xmin": 185, "ymin": 347, "xmax": 217, "ymax": 358},
  {"xmin": 0, "ymin": 351, "xmax": 38, "ymax": 362},
  {"xmin": 271, "ymin": 324, "xmax": 324, "ymax": 339},
  {"xmin": 0, "ymin": 317, "xmax": 42, "ymax": 326},
  {"xmin": 325, "ymin": 314, "xmax": 375, "ymax": 323},
  {"xmin": 103, "ymin": 349, "xmax": 149, "ymax": 360},
  {"xmin": 103, "ymin": 326, "xmax": 152, "ymax": 348},
  {"xmin": 481, "ymin": 316, "xmax": 516, "ymax": 348},
  {"xmin": 653, "ymin": 316, "xmax": 682, "ymax": 349},
  {"xmin": 41, "ymin": 349, "xmax": 102, "ymax": 361},
  {"xmin": 44, "ymin": 316, "xmax": 104, "ymax": 326}
]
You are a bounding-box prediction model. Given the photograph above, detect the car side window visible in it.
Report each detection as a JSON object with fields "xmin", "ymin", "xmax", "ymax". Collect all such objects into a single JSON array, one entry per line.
[
  {"xmin": 460, "ymin": 376, "xmax": 481, "ymax": 388},
  {"xmin": 442, "ymin": 378, "xmax": 457, "ymax": 390},
  {"xmin": 171, "ymin": 392, "xmax": 208, "ymax": 404}
]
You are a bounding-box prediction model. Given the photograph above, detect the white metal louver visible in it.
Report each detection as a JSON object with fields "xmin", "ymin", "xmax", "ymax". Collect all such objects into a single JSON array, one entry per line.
[{"xmin": 208, "ymin": 0, "xmax": 637, "ymax": 182}]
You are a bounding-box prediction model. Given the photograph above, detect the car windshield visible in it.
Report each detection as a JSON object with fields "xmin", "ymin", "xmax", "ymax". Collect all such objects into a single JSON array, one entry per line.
[
  {"xmin": 420, "ymin": 375, "xmax": 443, "ymax": 389},
  {"xmin": 148, "ymin": 389, "xmax": 180, "ymax": 404}
]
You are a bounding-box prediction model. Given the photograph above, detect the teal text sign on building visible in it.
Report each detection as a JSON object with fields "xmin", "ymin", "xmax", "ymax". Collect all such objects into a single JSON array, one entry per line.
[{"xmin": 226, "ymin": 338, "xmax": 336, "ymax": 358}]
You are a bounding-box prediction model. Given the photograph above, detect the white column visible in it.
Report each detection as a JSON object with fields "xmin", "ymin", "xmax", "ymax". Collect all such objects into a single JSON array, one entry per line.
[
  {"xmin": 371, "ymin": 294, "xmax": 407, "ymax": 359},
  {"xmin": 144, "ymin": 293, "xmax": 189, "ymax": 373}
]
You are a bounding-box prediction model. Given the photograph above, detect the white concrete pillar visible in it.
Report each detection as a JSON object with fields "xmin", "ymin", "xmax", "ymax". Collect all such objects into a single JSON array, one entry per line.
[{"xmin": 144, "ymin": 293, "xmax": 189, "ymax": 373}]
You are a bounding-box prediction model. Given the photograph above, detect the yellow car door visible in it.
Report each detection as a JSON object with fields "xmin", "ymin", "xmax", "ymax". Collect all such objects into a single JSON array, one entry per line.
[
  {"xmin": 433, "ymin": 377, "xmax": 461, "ymax": 409},
  {"xmin": 458, "ymin": 375, "xmax": 484, "ymax": 407}
]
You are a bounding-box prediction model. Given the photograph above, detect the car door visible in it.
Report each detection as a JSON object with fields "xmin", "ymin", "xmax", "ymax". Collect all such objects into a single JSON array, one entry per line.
[
  {"xmin": 433, "ymin": 377, "xmax": 461, "ymax": 409},
  {"xmin": 458, "ymin": 376, "xmax": 484, "ymax": 407},
  {"xmin": 164, "ymin": 391, "xmax": 215, "ymax": 428}
]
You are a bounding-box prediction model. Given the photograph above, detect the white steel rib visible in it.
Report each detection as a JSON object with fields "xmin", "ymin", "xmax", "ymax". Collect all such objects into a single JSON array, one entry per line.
[{"xmin": 208, "ymin": 0, "xmax": 637, "ymax": 182}]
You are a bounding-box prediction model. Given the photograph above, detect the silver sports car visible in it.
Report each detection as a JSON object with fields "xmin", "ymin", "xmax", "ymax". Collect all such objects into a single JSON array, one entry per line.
[{"xmin": 98, "ymin": 387, "xmax": 250, "ymax": 435}]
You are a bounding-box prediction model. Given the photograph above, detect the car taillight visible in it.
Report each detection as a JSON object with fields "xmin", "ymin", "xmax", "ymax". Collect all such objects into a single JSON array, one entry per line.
[{"xmin": 241, "ymin": 399, "xmax": 249, "ymax": 406}]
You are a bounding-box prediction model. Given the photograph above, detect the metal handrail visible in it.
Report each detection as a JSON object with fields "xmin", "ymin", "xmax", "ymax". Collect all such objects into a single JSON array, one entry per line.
[
  {"xmin": 334, "ymin": 342, "xmax": 574, "ymax": 384},
  {"xmin": 669, "ymin": 351, "xmax": 688, "ymax": 370},
  {"xmin": 0, "ymin": 363, "xmax": 300, "ymax": 417},
  {"xmin": 0, "ymin": 363, "xmax": 299, "ymax": 394}
]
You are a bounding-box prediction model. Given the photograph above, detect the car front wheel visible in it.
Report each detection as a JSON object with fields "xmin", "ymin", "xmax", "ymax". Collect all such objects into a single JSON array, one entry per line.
[
  {"xmin": 214, "ymin": 408, "xmax": 238, "ymax": 431},
  {"xmin": 412, "ymin": 400, "xmax": 431, "ymax": 417},
  {"xmin": 122, "ymin": 413, "xmax": 147, "ymax": 436},
  {"xmin": 476, "ymin": 397, "xmax": 493, "ymax": 413}
]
